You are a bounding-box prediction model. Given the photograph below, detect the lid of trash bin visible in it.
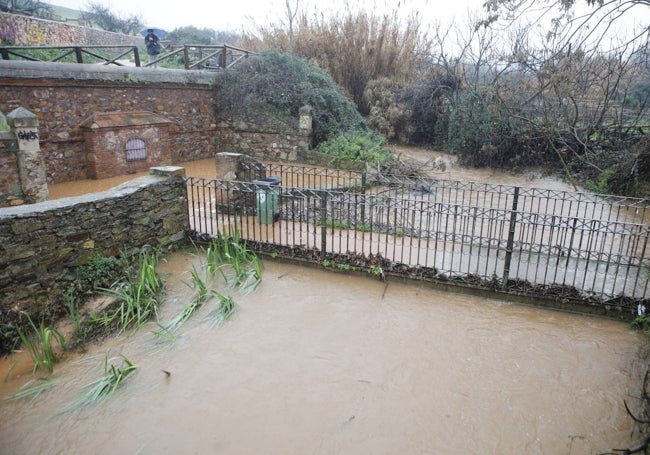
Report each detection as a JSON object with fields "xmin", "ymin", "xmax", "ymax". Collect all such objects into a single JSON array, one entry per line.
[{"xmin": 252, "ymin": 176, "xmax": 281, "ymax": 185}]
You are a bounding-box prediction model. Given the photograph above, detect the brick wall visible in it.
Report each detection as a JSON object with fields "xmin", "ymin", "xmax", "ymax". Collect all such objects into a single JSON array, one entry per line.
[
  {"xmin": 0, "ymin": 12, "xmax": 141, "ymax": 46},
  {"xmin": 0, "ymin": 66, "xmax": 217, "ymax": 184},
  {"xmin": 82, "ymin": 112, "xmax": 173, "ymax": 179},
  {"xmin": 0, "ymin": 61, "xmax": 312, "ymax": 189},
  {"xmin": 0, "ymin": 131, "xmax": 20, "ymax": 204}
]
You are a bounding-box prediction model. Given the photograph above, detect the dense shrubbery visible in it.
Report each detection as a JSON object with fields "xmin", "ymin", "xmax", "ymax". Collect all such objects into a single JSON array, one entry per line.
[
  {"xmin": 315, "ymin": 132, "xmax": 392, "ymax": 166},
  {"xmin": 166, "ymin": 26, "xmax": 240, "ymax": 45},
  {"xmin": 447, "ymin": 90, "xmax": 529, "ymax": 168},
  {"xmin": 214, "ymin": 50, "xmax": 368, "ymax": 146},
  {"xmin": 228, "ymin": 6, "xmax": 650, "ymax": 196}
]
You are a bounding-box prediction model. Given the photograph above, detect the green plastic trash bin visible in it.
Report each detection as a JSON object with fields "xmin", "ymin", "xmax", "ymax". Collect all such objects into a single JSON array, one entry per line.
[{"xmin": 253, "ymin": 176, "xmax": 281, "ymax": 224}]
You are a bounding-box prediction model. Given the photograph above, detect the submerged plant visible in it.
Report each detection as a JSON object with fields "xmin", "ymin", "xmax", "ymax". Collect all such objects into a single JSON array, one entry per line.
[
  {"xmin": 60, "ymin": 353, "xmax": 136, "ymax": 413},
  {"xmin": 205, "ymin": 293, "xmax": 237, "ymax": 326},
  {"xmin": 3, "ymin": 377, "xmax": 56, "ymax": 402},
  {"xmin": 159, "ymin": 265, "xmax": 219, "ymax": 334},
  {"xmin": 17, "ymin": 317, "xmax": 66, "ymax": 373},
  {"xmin": 97, "ymin": 249, "xmax": 163, "ymax": 332},
  {"xmin": 205, "ymin": 231, "xmax": 263, "ymax": 294},
  {"xmin": 64, "ymin": 286, "xmax": 82, "ymax": 338}
]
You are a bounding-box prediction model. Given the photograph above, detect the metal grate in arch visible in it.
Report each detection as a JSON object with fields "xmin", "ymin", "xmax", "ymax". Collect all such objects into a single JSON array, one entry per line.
[{"xmin": 125, "ymin": 137, "xmax": 147, "ymax": 161}]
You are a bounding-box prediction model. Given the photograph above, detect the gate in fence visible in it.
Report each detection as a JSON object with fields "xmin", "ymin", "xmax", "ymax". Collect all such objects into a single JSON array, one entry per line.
[{"xmin": 186, "ymin": 165, "xmax": 650, "ymax": 312}]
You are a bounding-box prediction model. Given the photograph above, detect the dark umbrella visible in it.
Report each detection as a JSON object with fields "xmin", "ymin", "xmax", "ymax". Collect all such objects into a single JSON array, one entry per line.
[{"xmin": 140, "ymin": 27, "xmax": 167, "ymax": 38}]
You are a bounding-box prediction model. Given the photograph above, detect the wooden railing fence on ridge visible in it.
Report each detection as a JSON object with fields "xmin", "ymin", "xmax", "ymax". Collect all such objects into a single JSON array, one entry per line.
[{"xmin": 0, "ymin": 43, "xmax": 254, "ymax": 69}]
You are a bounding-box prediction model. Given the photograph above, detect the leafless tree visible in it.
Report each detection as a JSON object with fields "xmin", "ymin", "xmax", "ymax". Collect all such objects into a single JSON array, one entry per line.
[
  {"xmin": 284, "ymin": 0, "xmax": 299, "ymax": 50},
  {"xmin": 0, "ymin": 0, "xmax": 51, "ymax": 18},
  {"xmin": 81, "ymin": 2, "xmax": 143, "ymax": 35}
]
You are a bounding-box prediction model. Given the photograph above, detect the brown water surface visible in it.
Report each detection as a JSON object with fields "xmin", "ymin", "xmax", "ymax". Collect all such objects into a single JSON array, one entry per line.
[
  {"xmin": 48, "ymin": 159, "xmax": 218, "ymax": 200},
  {"xmin": 29, "ymin": 150, "xmax": 648, "ymax": 454},
  {"xmin": 48, "ymin": 148, "xmax": 578, "ymax": 200},
  {"xmin": 0, "ymin": 253, "xmax": 647, "ymax": 455}
]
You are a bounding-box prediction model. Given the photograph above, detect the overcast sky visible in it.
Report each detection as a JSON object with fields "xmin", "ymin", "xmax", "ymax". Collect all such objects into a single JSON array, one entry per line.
[{"xmin": 47, "ymin": 0, "xmax": 479, "ymax": 32}]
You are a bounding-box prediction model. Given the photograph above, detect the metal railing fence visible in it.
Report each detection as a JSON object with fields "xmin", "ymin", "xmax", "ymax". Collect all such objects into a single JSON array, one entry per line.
[
  {"xmin": 186, "ymin": 175, "xmax": 650, "ymax": 308},
  {"xmin": 238, "ymin": 162, "xmax": 366, "ymax": 192}
]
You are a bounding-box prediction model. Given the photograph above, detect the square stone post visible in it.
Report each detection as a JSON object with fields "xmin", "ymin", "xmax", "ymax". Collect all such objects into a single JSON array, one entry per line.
[{"xmin": 7, "ymin": 107, "xmax": 49, "ymax": 203}]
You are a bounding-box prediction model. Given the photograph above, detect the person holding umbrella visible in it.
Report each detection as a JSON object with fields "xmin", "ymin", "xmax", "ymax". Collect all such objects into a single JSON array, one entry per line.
[{"xmin": 143, "ymin": 28, "xmax": 161, "ymax": 66}]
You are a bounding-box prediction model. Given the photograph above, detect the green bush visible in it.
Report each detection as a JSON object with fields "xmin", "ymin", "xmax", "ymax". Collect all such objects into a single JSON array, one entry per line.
[
  {"xmin": 399, "ymin": 70, "xmax": 459, "ymax": 146},
  {"xmin": 447, "ymin": 89, "xmax": 532, "ymax": 169},
  {"xmin": 447, "ymin": 90, "xmax": 497, "ymax": 161},
  {"xmin": 363, "ymin": 77, "xmax": 412, "ymax": 142},
  {"xmin": 214, "ymin": 50, "xmax": 368, "ymax": 146},
  {"xmin": 76, "ymin": 253, "xmax": 126, "ymax": 295},
  {"xmin": 315, "ymin": 131, "xmax": 392, "ymax": 166}
]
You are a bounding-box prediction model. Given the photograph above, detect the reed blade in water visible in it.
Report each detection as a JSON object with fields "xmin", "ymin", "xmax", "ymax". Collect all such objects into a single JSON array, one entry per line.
[
  {"xmin": 16, "ymin": 317, "xmax": 65, "ymax": 373},
  {"xmin": 59, "ymin": 353, "xmax": 137, "ymax": 413},
  {"xmin": 205, "ymin": 231, "xmax": 263, "ymax": 293},
  {"xmin": 205, "ymin": 293, "xmax": 237, "ymax": 327},
  {"xmin": 98, "ymin": 249, "xmax": 163, "ymax": 332},
  {"xmin": 158, "ymin": 264, "xmax": 218, "ymax": 333},
  {"xmin": 3, "ymin": 377, "xmax": 56, "ymax": 403}
]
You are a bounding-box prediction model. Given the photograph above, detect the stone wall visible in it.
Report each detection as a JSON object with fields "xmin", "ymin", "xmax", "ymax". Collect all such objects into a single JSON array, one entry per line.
[
  {"xmin": 0, "ymin": 166, "xmax": 188, "ymax": 324},
  {"xmin": 0, "ymin": 61, "xmax": 312, "ymax": 187},
  {"xmin": 0, "ymin": 131, "xmax": 19, "ymax": 204},
  {"xmin": 0, "ymin": 12, "xmax": 141, "ymax": 46}
]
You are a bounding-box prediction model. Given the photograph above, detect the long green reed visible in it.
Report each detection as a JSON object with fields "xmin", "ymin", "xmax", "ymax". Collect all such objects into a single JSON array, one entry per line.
[
  {"xmin": 97, "ymin": 249, "xmax": 163, "ymax": 332},
  {"xmin": 63, "ymin": 286, "xmax": 82, "ymax": 338},
  {"xmin": 16, "ymin": 317, "xmax": 65, "ymax": 373},
  {"xmin": 205, "ymin": 231, "xmax": 263, "ymax": 294},
  {"xmin": 205, "ymin": 293, "xmax": 237, "ymax": 327},
  {"xmin": 59, "ymin": 353, "xmax": 136, "ymax": 413},
  {"xmin": 158, "ymin": 264, "xmax": 219, "ymax": 334},
  {"xmin": 154, "ymin": 233, "xmax": 259, "ymax": 337},
  {"xmin": 3, "ymin": 377, "xmax": 56, "ymax": 402}
]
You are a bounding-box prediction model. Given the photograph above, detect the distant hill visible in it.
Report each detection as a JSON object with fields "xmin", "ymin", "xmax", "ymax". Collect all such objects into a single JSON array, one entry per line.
[{"xmin": 46, "ymin": 2, "xmax": 84, "ymax": 23}]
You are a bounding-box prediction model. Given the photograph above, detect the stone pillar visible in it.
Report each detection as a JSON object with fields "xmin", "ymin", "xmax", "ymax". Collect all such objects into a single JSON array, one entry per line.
[
  {"xmin": 7, "ymin": 107, "xmax": 48, "ymax": 203},
  {"xmin": 299, "ymin": 105, "xmax": 313, "ymax": 155},
  {"xmin": 299, "ymin": 105, "xmax": 313, "ymax": 136},
  {"xmin": 214, "ymin": 152, "xmax": 242, "ymax": 180}
]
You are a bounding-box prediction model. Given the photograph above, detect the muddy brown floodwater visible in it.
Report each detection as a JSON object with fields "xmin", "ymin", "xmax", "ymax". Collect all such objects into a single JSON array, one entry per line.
[
  {"xmin": 2, "ymin": 149, "xmax": 644, "ymax": 454},
  {"xmin": 0, "ymin": 252, "xmax": 648, "ymax": 455},
  {"xmin": 47, "ymin": 147, "xmax": 578, "ymax": 201}
]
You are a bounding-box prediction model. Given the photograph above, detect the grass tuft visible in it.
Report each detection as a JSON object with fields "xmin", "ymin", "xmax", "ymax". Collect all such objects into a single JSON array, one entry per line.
[
  {"xmin": 95, "ymin": 249, "xmax": 163, "ymax": 332},
  {"xmin": 59, "ymin": 353, "xmax": 136, "ymax": 413},
  {"xmin": 205, "ymin": 231, "xmax": 263, "ymax": 294},
  {"xmin": 205, "ymin": 293, "xmax": 237, "ymax": 327},
  {"xmin": 3, "ymin": 377, "xmax": 56, "ymax": 403},
  {"xmin": 16, "ymin": 317, "xmax": 65, "ymax": 373}
]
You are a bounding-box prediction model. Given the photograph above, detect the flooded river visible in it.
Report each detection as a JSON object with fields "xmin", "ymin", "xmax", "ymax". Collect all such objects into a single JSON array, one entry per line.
[
  {"xmin": 47, "ymin": 147, "xmax": 578, "ymax": 201},
  {"xmin": 1, "ymin": 150, "xmax": 645, "ymax": 454},
  {"xmin": 1, "ymin": 253, "xmax": 648, "ymax": 454}
]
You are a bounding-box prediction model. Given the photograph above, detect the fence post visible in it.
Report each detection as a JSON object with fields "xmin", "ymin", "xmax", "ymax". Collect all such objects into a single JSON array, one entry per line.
[
  {"xmin": 320, "ymin": 190, "xmax": 328, "ymax": 257},
  {"xmin": 7, "ymin": 107, "xmax": 49, "ymax": 203},
  {"xmin": 360, "ymin": 172, "xmax": 366, "ymax": 223},
  {"xmin": 183, "ymin": 46, "xmax": 190, "ymax": 69},
  {"xmin": 74, "ymin": 46, "xmax": 83, "ymax": 63},
  {"xmin": 133, "ymin": 47, "xmax": 141, "ymax": 67},
  {"xmin": 502, "ymin": 186, "xmax": 519, "ymax": 287},
  {"xmin": 221, "ymin": 47, "xmax": 227, "ymax": 68}
]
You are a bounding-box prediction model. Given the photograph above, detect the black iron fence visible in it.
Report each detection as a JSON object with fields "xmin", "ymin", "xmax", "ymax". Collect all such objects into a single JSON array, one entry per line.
[{"xmin": 186, "ymin": 167, "xmax": 650, "ymax": 311}]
